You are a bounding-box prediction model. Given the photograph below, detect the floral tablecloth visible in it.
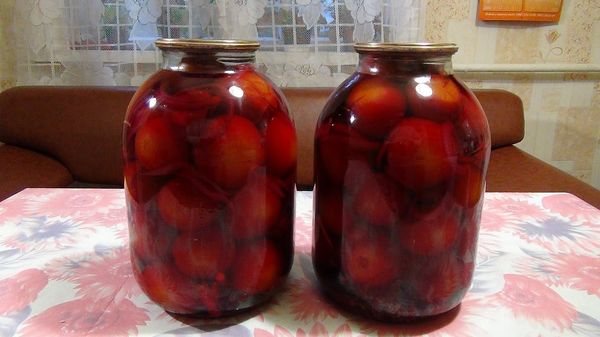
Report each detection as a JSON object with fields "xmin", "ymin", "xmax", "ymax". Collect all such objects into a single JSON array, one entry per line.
[{"xmin": 0, "ymin": 189, "xmax": 599, "ymax": 337}]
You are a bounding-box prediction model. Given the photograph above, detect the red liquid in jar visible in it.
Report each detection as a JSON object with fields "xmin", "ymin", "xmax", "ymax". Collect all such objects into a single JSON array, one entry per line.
[
  {"xmin": 313, "ymin": 51, "xmax": 490, "ymax": 320},
  {"xmin": 124, "ymin": 58, "xmax": 296, "ymax": 316}
]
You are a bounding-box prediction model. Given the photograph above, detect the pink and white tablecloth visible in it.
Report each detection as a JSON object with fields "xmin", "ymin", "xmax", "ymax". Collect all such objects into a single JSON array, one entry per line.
[{"xmin": 0, "ymin": 188, "xmax": 599, "ymax": 337}]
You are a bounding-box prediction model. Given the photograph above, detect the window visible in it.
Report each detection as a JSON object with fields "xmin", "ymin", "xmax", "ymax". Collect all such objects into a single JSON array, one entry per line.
[{"xmin": 15, "ymin": 0, "xmax": 424, "ymax": 86}]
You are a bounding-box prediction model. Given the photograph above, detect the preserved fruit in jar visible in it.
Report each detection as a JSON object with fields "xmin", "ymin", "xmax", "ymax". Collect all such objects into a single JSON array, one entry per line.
[
  {"xmin": 312, "ymin": 43, "xmax": 490, "ymax": 320},
  {"xmin": 123, "ymin": 39, "xmax": 296, "ymax": 317}
]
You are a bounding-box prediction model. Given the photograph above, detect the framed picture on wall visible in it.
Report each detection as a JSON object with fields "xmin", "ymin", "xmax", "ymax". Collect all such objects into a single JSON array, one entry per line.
[{"xmin": 478, "ymin": 0, "xmax": 563, "ymax": 22}]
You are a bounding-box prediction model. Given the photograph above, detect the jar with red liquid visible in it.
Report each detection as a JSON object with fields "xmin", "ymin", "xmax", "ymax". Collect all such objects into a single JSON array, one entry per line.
[
  {"xmin": 123, "ymin": 39, "xmax": 296, "ymax": 316},
  {"xmin": 312, "ymin": 43, "xmax": 490, "ymax": 320}
]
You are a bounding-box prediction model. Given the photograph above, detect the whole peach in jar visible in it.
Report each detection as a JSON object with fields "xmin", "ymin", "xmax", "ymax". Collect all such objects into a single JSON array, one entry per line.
[
  {"xmin": 312, "ymin": 43, "xmax": 490, "ymax": 321},
  {"xmin": 123, "ymin": 39, "xmax": 296, "ymax": 317}
]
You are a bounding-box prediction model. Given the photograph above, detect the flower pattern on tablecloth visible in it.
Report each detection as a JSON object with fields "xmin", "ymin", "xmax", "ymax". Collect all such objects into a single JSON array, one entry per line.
[
  {"xmin": 0, "ymin": 269, "xmax": 48, "ymax": 315},
  {"xmin": 542, "ymin": 193, "xmax": 600, "ymax": 222},
  {"xmin": 20, "ymin": 188, "xmax": 122, "ymax": 219},
  {"xmin": 492, "ymin": 274, "xmax": 577, "ymax": 331},
  {"xmin": 294, "ymin": 217, "xmax": 312, "ymax": 253},
  {"xmin": 1, "ymin": 216, "xmax": 91, "ymax": 250},
  {"xmin": 0, "ymin": 189, "xmax": 56, "ymax": 221},
  {"xmin": 287, "ymin": 277, "xmax": 339, "ymax": 323},
  {"xmin": 479, "ymin": 205, "xmax": 514, "ymax": 232},
  {"xmin": 515, "ymin": 216, "xmax": 600, "ymax": 253},
  {"xmin": 539, "ymin": 254, "xmax": 600, "ymax": 296},
  {"xmin": 0, "ymin": 248, "xmax": 50, "ymax": 273},
  {"xmin": 571, "ymin": 312, "xmax": 600, "ymax": 336},
  {"xmin": 0, "ymin": 189, "xmax": 599, "ymax": 336},
  {"xmin": 255, "ymin": 322, "xmax": 353, "ymax": 337},
  {"xmin": 484, "ymin": 195, "xmax": 551, "ymax": 222},
  {"xmin": 94, "ymin": 206, "xmax": 127, "ymax": 228},
  {"xmin": 45, "ymin": 247, "xmax": 140, "ymax": 302},
  {"xmin": 19, "ymin": 297, "xmax": 149, "ymax": 337},
  {"xmin": 0, "ymin": 264, "xmax": 48, "ymax": 336}
]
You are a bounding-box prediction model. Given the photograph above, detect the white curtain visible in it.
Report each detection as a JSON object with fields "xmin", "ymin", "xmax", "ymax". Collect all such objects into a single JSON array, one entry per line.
[{"xmin": 13, "ymin": 0, "xmax": 423, "ymax": 87}]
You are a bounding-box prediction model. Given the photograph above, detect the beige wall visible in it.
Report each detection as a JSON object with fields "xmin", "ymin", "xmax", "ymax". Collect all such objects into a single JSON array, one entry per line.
[
  {"xmin": 426, "ymin": 0, "xmax": 600, "ymax": 190},
  {"xmin": 0, "ymin": 0, "xmax": 16, "ymax": 91}
]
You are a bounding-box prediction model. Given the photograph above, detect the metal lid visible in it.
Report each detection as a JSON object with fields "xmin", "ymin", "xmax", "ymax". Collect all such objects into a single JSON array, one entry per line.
[
  {"xmin": 354, "ymin": 42, "xmax": 458, "ymax": 56},
  {"xmin": 155, "ymin": 39, "xmax": 260, "ymax": 52}
]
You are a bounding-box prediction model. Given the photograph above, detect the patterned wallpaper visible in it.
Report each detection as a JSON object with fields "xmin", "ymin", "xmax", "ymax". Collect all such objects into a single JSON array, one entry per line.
[
  {"xmin": 426, "ymin": 0, "xmax": 600, "ymax": 190},
  {"xmin": 0, "ymin": 0, "xmax": 15, "ymax": 92},
  {"xmin": 0, "ymin": 0, "xmax": 598, "ymax": 189}
]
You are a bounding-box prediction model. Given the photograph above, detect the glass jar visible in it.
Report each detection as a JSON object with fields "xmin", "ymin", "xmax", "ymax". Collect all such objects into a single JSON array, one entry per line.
[
  {"xmin": 123, "ymin": 39, "xmax": 296, "ymax": 317},
  {"xmin": 312, "ymin": 43, "xmax": 490, "ymax": 320}
]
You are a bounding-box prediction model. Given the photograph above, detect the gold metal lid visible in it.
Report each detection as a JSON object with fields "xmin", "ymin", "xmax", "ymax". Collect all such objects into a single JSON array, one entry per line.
[
  {"xmin": 354, "ymin": 42, "xmax": 458, "ymax": 56},
  {"xmin": 155, "ymin": 39, "xmax": 260, "ymax": 52}
]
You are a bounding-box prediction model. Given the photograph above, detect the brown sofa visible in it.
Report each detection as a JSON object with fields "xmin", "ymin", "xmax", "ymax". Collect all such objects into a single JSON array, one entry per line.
[{"xmin": 1, "ymin": 86, "xmax": 600, "ymax": 209}]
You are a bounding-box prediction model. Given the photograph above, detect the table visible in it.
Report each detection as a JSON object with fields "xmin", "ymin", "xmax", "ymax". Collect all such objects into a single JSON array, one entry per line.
[{"xmin": 0, "ymin": 189, "xmax": 599, "ymax": 337}]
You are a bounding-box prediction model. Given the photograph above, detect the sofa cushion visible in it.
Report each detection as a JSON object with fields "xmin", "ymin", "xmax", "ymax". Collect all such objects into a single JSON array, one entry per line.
[
  {"xmin": 282, "ymin": 88, "xmax": 331, "ymax": 190},
  {"xmin": 0, "ymin": 145, "xmax": 73, "ymax": 200},
  {"xmin": 472, "ymin": 89, "xmax": 524, "ymax": 149}
]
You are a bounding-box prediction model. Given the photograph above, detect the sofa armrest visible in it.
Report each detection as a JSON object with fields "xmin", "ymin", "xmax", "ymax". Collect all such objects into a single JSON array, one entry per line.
[
  {"xmin": 0, "ymin": 145, "xmax": 73, "ymax": 200},
  {"xmin": 487, "ymin": 146, "xmax": 600, "ymax": 209},
  {"xmin": 0, "ymin": 86, "xmax": 134, "ymax": 186}
]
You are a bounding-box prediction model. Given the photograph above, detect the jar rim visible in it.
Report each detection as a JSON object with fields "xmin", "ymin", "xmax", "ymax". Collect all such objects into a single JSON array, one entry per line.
[
  {"xmin": 354, "ymin": 42, "xmax": 458, "ymax": 55},
  {"xmin": 155, "ymin": 39, "xmax": 260, "ymax": 52}
]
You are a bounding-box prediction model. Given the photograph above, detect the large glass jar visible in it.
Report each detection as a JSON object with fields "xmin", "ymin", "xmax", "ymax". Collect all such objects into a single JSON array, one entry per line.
[
  {"xmin": 123, "ymin": 39, "xmax": 296, "ymax": 317},
  {"xmin": 312, "ymin": 43, "xmax": 490, "ymax": 320}
]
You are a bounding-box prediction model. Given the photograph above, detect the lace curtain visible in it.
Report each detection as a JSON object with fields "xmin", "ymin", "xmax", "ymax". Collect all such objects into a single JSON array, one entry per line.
[{"xmin": 14, "ymin": 0, "xmax": 423, "ymax": 87}]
